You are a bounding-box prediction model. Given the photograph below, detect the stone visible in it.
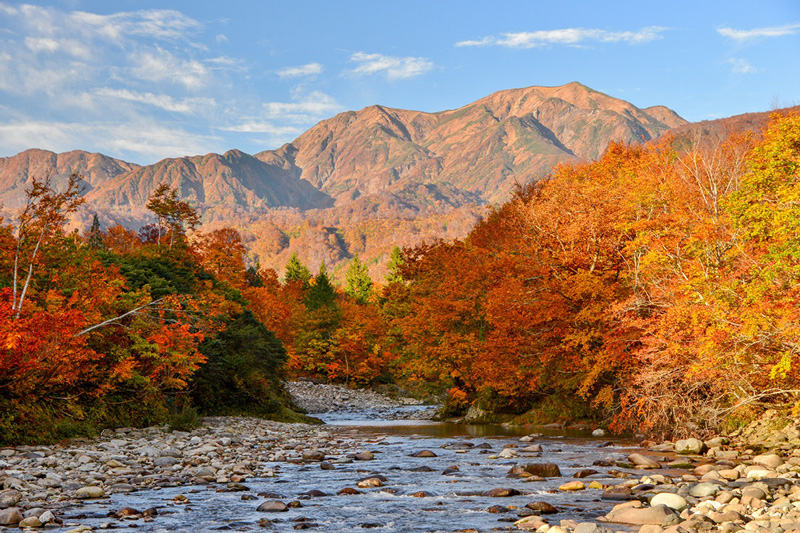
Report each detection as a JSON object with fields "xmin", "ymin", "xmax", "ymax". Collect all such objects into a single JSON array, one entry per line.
[
  {"xmin": 574, "ymin": 469, "xmax": 598, "ymax": 478},
  {"xmin": 688, "ymin": 482, "xmax": 720, "ymax": 498},
  {"xmin": 412, "ymin": 450, "xmax": 437, "ymax": 457},
  {"xmin": 602, "ymin": 504, "xmax": 680, "ymax": 526},
  {"xmin": 257, "ymin": 500, "xmax": 288, "ymax": 512},
  {"xmin": 487, "ymin": 504, "xmax": 511, "ymax": 513},
  {"xmin": 650, "ymin": 493, "xmax": 688, "ymax": 511},
  {"xmin": 19, "ymin": 516, "xmax": 42, "ymax": 528},
  {"xmin": 559, "ymin": 481, "xmax": 586, "ymax": 491},
  {"xmin": 574, "ymin": 523, "xmax": 612, "ymax": 533},
  {"xmin": 484, "ymin": 488, "xmax": 522, "ymax": 497},
  {"xmin": 592, "ymin": 429, "xmax": 606, "ymax": 437},
  {"xmin": 520, "ymin": 463, "xmax": 562, "ymax": 478},
  {"xmin": 337, "ymin": 487, "xmax": 361, "ymax": 495},
  {"xmin": 753, "ymin": 453, "xmax": 784, "ymax": 469},
  {"xmin": 302, "ymin": 450, "xmax": 325, "ymax": 461},
  {"xmin": 520, "ymin": 444, "xmax": 543, "ymax": 453},
  {"xmin": 527, "ymin": 502, "xmax": 558, "ymax": 514},
  {"xmin": 39, "ymin": 510, "xmax": 55, "ymax": 524},
  {"xmin": 628, "ymin": 453, "xmax": 661, "ymax": 469},
  {"xmin": 0, "ymin": 508, "xmax": 23, "ymax": 526},
  {"xmin": 154, "ymin": 456, "xmax": 179, "ymax": 467},
  {"xmin": 499, "ymin": 448, "xmax": 518, "ymax": 458},
  {"xmin": 0, "ymin": 489, "xmax": 21, "ymax": 508},
  {"xmin": 514, "ymin": 515, "xmax": 549, "ymax": 531},
  {"xmin": 675, "ymin": 438, "xmax": 707, "ymax": 455},
  {"xmin": 76, "ymin": 485, "xmax": 105, "ymax": 499},
  {"xmin": 357, "ymin": 477, "xmax": 383, "ymax": 488},
  {"xmin": 602, "ymin": 485, "xmax": 634, "ymax": 500},
  {"xmin": 354, "ymin": 451, "xmax": 374, "ymax": 461}
]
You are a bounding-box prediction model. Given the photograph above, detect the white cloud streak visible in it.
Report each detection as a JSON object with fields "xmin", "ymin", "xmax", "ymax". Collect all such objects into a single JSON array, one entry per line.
[
  {"xmin": 95, "ymin": 88, "xmax": 216, "ymax": 113},
  {"xmin": 277, "ymin": 62, "xmax": 324, "ymax": 79},
  {"xmin": 349, "ymin": 52, "xmax": 434, "ymax": 80},
  {"xmin": 717, "ymin": 23, "xmax": 800, "ymax": 41},
  {"xmin": 456, "ymin": 26, "xmax": 668, "ymax": 48},
  {"xmin": 726, "ymin": 58, "xmax": 756, "ymax": 74}
]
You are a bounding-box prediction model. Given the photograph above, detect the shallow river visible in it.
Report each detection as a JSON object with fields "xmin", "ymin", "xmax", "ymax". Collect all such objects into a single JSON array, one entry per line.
[{"xmin": 72, "ymin": 407, "xmax": 649, "ymax": 532}]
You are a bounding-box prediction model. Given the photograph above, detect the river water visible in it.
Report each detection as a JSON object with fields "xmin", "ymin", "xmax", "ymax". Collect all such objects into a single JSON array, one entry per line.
[{"xmin": 70, "ymin": 407, "xmax": 649, "ymax": 532}]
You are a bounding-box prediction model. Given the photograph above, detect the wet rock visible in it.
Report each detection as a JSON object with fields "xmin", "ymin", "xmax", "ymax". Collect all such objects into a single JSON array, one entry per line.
[
  {"xmin": 354, "ymin": 451, "xmax": 374, "ymax": 461},
  {"xmin": 526, "ymin": 501, "xmax": 558, "ymax": 514},
  {"xmin": 484, "ymin": 488, "xmax": 521, "ymax": 497},
  {"xmin": 574, "ymin": 523, "xmax": 613, "ymax": 533},
  {"xmin": 302, "ymin": 450, "xmax": 325, "ymax": 461},
  {"xmin": 257, "ymin": 500, "xmax": 288, "ymax": 512},
  {"xmin": 357, "ymin": 476, "xmax": 383, "ymax": 488},
  {"xmin": 592, "ymin": 429, "xmax": 606, "ymax": 437},
  {"xmin": 628, "ymin": 453, "xmax": 661, "ymax": 469},
  {"xmin": 574, "ymin": 469, "xmax": 598, "ymax": 478},
  {"xmin": 19, "ymin": 515, "xmax": 42, "ymax": 528},
  {"xmin": 602, "ymin": 485, "xmax": 633, "ymax": 500},
  {"xmin": 515, "ymin": 515, "xmax": 550, "ymax": 530},
  {"xmin": 487, "ymin": 504, "xmax": 511, "ymax": 513},
  {"xmin": 688, "ymin": 482, "xmax": 720, "ymax": 498},
  {"xmin": 412, "ymin": 450, "xmax": 437, "ymax": 457},
  {"xmin": 559, "ymin": 481, "xmax": 586, "ymax": 491},
  {"xmin": 442, "ymin": 465, "xmax": 460, "ymax": 475},
  {"xmin": 320, "ymin": 461, "xmax": 334, "ymax": 470},
  {"xmin": 518, "ymin": 463, "xmax": 561, "ymax": 478},
  {"xmin": 337, "ymin": 487, "xmax": 361, "ymax": 495}
]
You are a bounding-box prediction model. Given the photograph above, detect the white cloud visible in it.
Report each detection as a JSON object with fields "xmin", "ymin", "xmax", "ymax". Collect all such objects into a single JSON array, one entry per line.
[
  {"xmin": 95, "ymin": 88, "xmax": 216, "ymax": 113},
  {"xmin": 726, "ymin": 58, "xmax": 756, "ymax": 74},
  {"xmin": 277, "ymin": 62, "xmax": 324, "ymax": 79},
  {"xmin": 456, "ymin": 26, "xmax": 667, "ymax": 48},
  {"xmin": 349, "ymin": 52, "xmax": 434, "ymax": 80},
  {"xmin": 0, "ymin": 119, "xmax": 222, "ymax": 162},
  {"xmin": 128, "ymin": 48, "xmax": 210, "ymax": 90},
  {"xmin": 263, "ymin": 90, "xmax": 340, "ymax": 120},
  {"xmin": 217, "ymin": 122, "xmax": 302, "ymax": 135},
  {"xmin": 717, "ymin": 23, "xmax": 800, "ymax": 41}
]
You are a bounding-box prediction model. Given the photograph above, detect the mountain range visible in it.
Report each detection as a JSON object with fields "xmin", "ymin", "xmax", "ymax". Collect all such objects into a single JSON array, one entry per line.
[{"xmin": 0, "ymin": 82, "xmax": 777, "ymax": 280}]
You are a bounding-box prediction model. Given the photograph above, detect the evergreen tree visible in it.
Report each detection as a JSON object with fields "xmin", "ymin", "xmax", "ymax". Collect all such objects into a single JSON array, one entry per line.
[
  {"xmin": 245, "ymin": 264, "xmax": 264, "ymax": 287},
  {"xmin": 88, "ymin": 213, "xmax": 104, "ymax": 250},
  {"xmin": 386, "ymin": 246, "xmax": 406, "ymax": 284},
  {"xmin": 345, "ymin": 254, "xmax": 372, "ymax": 304},
  {"xmin": 283, "ymin": 252, "xmax": 311, "ymax": 285},
  {"xmin": 304, "ymin": 261, "xmax": 337, "ymax": 310}
]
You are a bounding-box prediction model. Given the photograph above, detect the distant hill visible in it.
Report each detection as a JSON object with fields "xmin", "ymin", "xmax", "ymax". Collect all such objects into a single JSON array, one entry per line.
[{"xmin": 0, "ymin": 82, "xmax": 693, "ymax": 279}]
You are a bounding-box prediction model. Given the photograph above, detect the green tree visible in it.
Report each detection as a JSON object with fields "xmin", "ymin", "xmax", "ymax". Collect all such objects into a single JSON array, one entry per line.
[
  {"xmin": 385, "ymin": 246, "xmax": 406, "ymax": 284},
  {"xmin": 283, "ymin": 251, "xmax": 311, "ymax": 285},
  {"xmin": 88, "ymin": 213, "xmax": 104, "ymax": 250},
  {"xmin": 305, "ymin": 261, "xmax": 337, "ymax": 310},
  {"xmin": 145, "ymin": 184, "xmax": 200, "ymax": 248},
  {"xmin": 345, "ymin": 254, "xmax": 372, "ymax": 304}
]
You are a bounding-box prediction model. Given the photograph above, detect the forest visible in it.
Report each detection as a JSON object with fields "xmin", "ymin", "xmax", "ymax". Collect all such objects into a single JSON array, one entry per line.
[{"xmin": 1, "ymin": 111, "xmax": 798, "ymax": 444}]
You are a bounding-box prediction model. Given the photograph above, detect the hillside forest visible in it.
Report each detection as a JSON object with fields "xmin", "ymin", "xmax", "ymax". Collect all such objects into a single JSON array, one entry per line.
[{"xmin": 1, "ymin": 111, "xmax": 799, "ymax": 444}]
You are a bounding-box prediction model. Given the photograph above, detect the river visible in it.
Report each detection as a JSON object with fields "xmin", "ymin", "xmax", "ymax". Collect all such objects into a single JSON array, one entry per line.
[{"xmin": 68, "ymin": 406, "xmax": 649, "ymax": 532}]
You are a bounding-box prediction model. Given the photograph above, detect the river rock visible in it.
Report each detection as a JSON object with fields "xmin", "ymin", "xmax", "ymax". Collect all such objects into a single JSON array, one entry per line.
[
  {"xmin": 412, "ymin": 450, "xmax": 437, "ymax": 457},
  {"xmin": 602, "ymin": 485, "xmax": 633, "ymax": 500},
  {"xmin": 0, "ymin": 489, "xmax": 21, "ymax": 508},
  {"xmin": 514, "ymin": 515, "xmax": 549, "ymax": 530},
  {"xmin": 521, "ymin": 463, "xmax": 561, "ymax": 477},
  {"xmin": 357, "ymin": 477, "xmax": 383, "ymax": 488},
  {"xmin": 753, "ymin": 453, "xmax": 784, "ymax": 469},
  {"xmin": 574, "ymin": 469, "xmax": 598, "ymax": 478},
  {"xmin": 650, "ymin": 493, "xmax": 688, "ymax": 511},
  {"xmin": 675, "ymin": 438, "xmax": 706, "ymax": 455},
  {"xmin": 559, "ymin": 481, "xmax": 586, "ymax": 491},
  {"xmin": 0, "ymin": 508, "xmax": 23, "ymax": 525},
  {"xmin": 602, "ymin": 503, "xmax": 680, "ymax": 525},
  {"xmin": 484, "ymin": 488, "xmax": 521, "ymax": 497},
  {"xmin": 574, "ymin": 523, "xmax": 613, "ymax": 533},
  {"xmin": 75, "ymin": 486, "xmax": 104, "ymax": 499},
  {"xmin": 527, "ymin": 501, "xmax": 558, "ymax": 514},
  {"xmin": 338, "ymin": 487, "xmax": 361, "ymax": 495},
  {"xmin": 354, "ymin": 451, "xmax": 374, "ymax": 461},
  {"xmin": 688, "ymin": 482, "xmax": 720, "ymax": 498},
  {"xmin": 257, "ymin": 500, "xmax": 288, "ymax": 512},
  {"xmin": 302, "ymin": 450, "xmax": 325, "ymax": 461},
  {"xmin": 628, "ymin": 453, "xmax": 661, "ymax": 469}
]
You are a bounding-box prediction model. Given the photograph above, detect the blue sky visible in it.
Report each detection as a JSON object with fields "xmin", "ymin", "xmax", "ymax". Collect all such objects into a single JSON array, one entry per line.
[{"xmin": 0, "ymin": 0, "xmax": 798, "ymax": 164}]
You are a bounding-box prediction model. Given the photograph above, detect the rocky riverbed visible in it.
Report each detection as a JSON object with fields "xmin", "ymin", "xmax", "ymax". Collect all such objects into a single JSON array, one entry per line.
[{"xmin": 3, "ymin": 394, "xmax": 800, "ymax": 533}]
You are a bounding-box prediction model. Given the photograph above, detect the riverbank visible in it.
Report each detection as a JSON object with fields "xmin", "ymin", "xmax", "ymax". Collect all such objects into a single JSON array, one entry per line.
[{"xmin": 2, "ymin": 395, "xmax": 800, "ymax": 532}]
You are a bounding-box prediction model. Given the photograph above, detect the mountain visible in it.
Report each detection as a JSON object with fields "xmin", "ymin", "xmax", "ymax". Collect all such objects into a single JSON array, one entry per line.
[
  {"xmin": 255, "ymin": 82, "xmax": 686, "ymax": 205},
  {"xmin": 0, "ymin": 149, "xmax": 139, "ymax": 209},
  {"xmin": 0, "ymin": 82, "xmax": 688, "ymax": 279}
]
